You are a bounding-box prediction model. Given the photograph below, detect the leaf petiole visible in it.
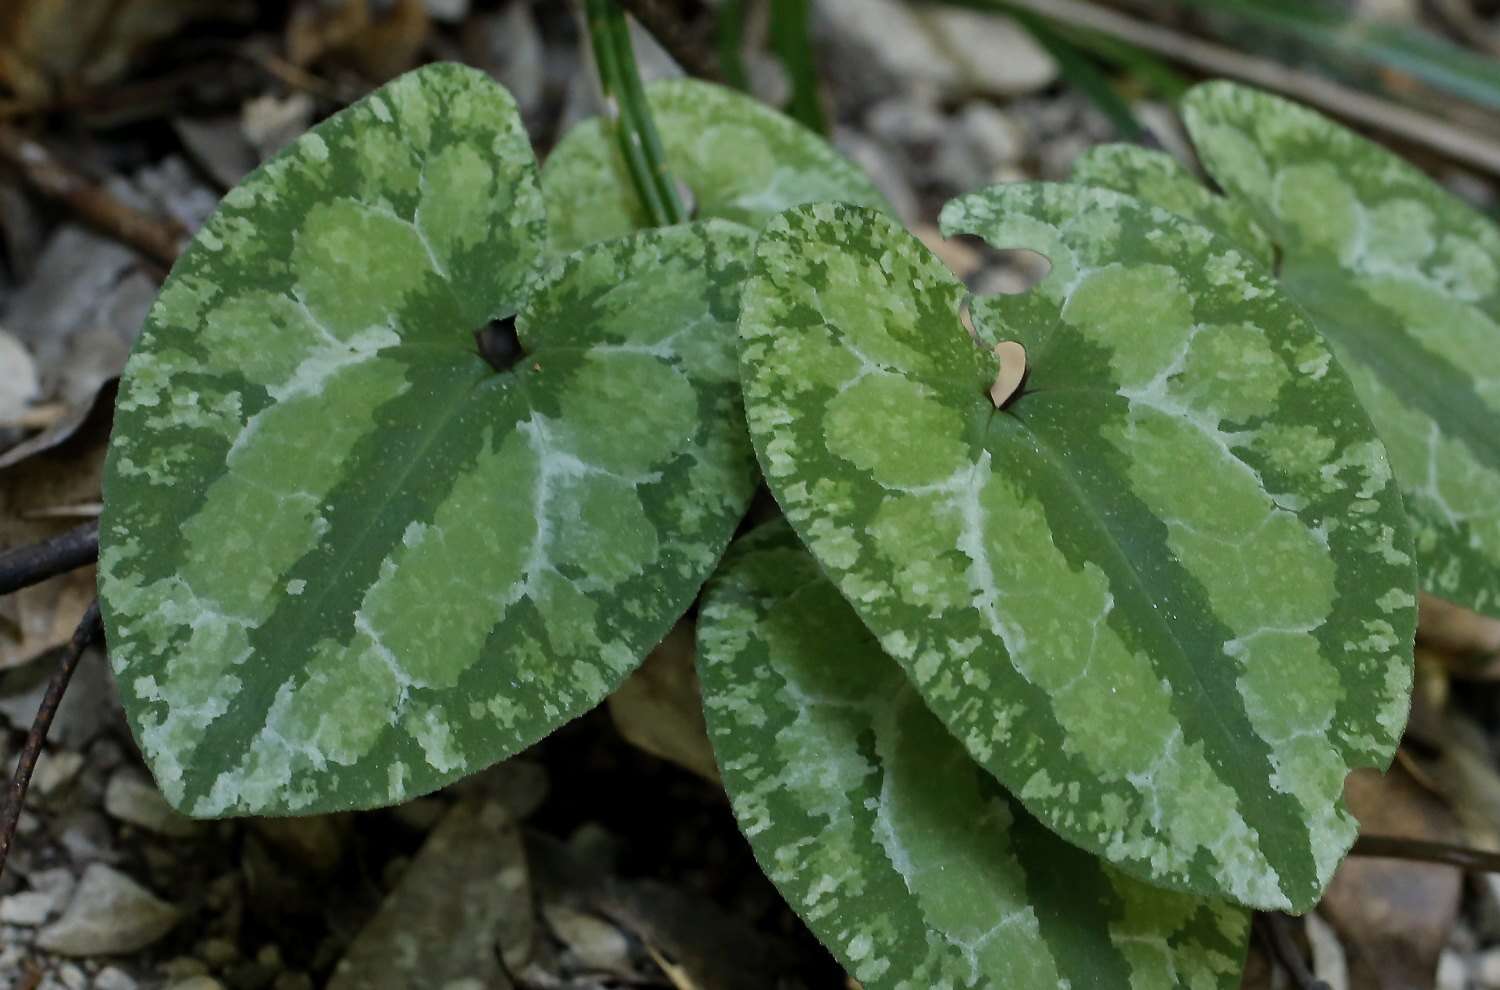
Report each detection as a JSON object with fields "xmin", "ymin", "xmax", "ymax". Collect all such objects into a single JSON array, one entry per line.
[{"xmin": 584, "ymin": 0, "xmax": 687, "ymax": 227}]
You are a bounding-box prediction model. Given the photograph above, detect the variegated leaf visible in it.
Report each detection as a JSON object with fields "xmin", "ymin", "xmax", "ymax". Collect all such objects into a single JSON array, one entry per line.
[
  {"xmin": 540, "ymin": 77, "xmax": 888, "ymax": 253},
  {"xmin": 1078, "ymin": 83, "xmax": 1500, "ymax": 618},
  {"xmin": 99, "ymin": 63, "xmax": 758, "ymax": 817},
  {"xmin": 738, "ymin": 193, "xmax": 1415, "ymax": 910},
  {"xmin": 699, "ymin": 522, "xmax": 1251, "ymax": 990},
  {"xmin": 1070, "ymin": 144, "xmax": 1275, "ymax": 269}
]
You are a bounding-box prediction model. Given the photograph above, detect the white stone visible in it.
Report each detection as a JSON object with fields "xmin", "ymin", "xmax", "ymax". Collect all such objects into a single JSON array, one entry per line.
[
  {"xmin": 543, "ymin": 905, "xmax": 630, "ymax": 975},
  {"xmin": 820, "ymin": 0, "xmax": 1054, "ymax": 98},
  {"xmin": 0, "ymin": 891, "xmax": 53, "ymax": 926},
  {"xmin": 93, "ymin": 968, "xmax": 137, "ymax": 990},
  {"xmin": 918, "ymin": 8, "xmax": 1057, "ymax": 95},
  {"xmin": 423, "ymin": 0, "xmax": 467, "ymax": 22},
  {"xmin": 32, "ymin": 751, "xmax": 84, "ymax": 795},
  {"xmin": 0, "ymin": 329, "xmax": 39, "ymax": 424},
  {"xmin": 166, "ymin": 979, "xmax": 224, "ymax": 990},
  {"xmin": 1478, "ymin": 946, "xmax": 1500, "ymax": 989},
  {"xmin": 35, "ymin": 864, "xmax": 179, "ymax": 956},
  {"xmin": 104, "ymin": 769, "xmax": 199, "ymax": 838},
  {"xmin": 957, "ymin": 103, "xmax": 1028, "ymax": 170},
  {"xmin": 1437, "ymin": 950, "xmax": 1470, "ymax": 990}
]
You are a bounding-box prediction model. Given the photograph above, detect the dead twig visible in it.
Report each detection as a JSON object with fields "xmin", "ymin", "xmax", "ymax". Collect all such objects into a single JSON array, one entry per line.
[
  {"xmin": 1254, "ymin": 913, "xmax": 1329, "ymax": 990},
  {"xmin": 0, "ymin": 125, "xmax": 183, "ymax": 268},
  {"xmin": 0, "ymin": 520, "xmax": 101, "ymax": 598},
  {"xmin": 978, "ymin": 0, "xmax": 1500, "ymax": 178},
  {"xmin": 1352, "ymin": 833, "xmax": 1500, "ymax": 873},
  {"xmin": 0, "ymin": 599, "xmax": 102, "ymax": 881},
  {"xmin": 614, "ymin": 0, "xmax": 726, "ymax": 83}
]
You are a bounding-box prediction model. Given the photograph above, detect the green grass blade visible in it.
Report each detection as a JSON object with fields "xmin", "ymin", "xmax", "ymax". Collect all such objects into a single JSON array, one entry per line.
[{"xmin": 769, "ymin": 0, "xmax": 828, "ymax": 135}]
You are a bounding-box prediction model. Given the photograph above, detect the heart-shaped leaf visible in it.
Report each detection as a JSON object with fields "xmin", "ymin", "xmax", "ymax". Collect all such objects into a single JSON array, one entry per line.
[
  {"xmin": 540, "ymin": 78, "xmax": 888, "ymax": 253},
  {"xmin": 699, "ymin": 523, "xmax": 1250, "ymax": 990},
  {"xmin": 1077, "ymin": 82, "xmax": 1500, "ymax": 618},
  {"xmin": 738, "ymin": 192, "xmax": 1415, "ymax": 910},
  {"xmin": 99, "ymin": 63, "xmax": 758, "ymax": 816},
  {"xmin": 1071, "ymin": 144, "xmax": 1275, "ymax": 270}
]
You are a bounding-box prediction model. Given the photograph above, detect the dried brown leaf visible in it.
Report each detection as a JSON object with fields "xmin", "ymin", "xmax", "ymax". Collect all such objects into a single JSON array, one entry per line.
[{"xmin": 607, "ymin": 621, "xmax": 720, "ymax": 784}]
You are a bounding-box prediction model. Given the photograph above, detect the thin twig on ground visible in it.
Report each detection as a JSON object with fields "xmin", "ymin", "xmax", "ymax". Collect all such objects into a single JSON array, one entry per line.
[
  {"xmin": 0, "ymin": 125, "xmax": 184, "ymax": 268},
  {"xmin": 0, "ymin": 599, "xmax": 103, "ymax": 881},
  {"xmin": 1352, "ymin": 833, "xmax": 1500, "ymax": 873},
  {"xmin": 970, "ymin": 0, "xmax": 1500, "ymax": 177},
  {"xmin": 0, "ymin": 520, "xmax": 101, "ymax": 598},
  {"xmin": 1255, "ymin": 913, "xmax": 1329, "ymax": 990}
]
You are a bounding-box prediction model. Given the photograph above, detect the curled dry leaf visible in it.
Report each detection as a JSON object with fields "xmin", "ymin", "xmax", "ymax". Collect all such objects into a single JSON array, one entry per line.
[
  {"xmin": 0, "ymin": 0, "xmax": 233, "ymax": 101},
  {"xmin": 285, "ymin": 0, "xmax": 429, "ymax": 81},
  {"xmin": 0, "ymin": 386, "xmax": 109, "ymax": 670},
  {"xmin": 607, "ymin": 620, "xmax": 721, "ymax": 784},
  {"xmin": 0, "ymin": 329, "xmax": 40, "ymax": 427},
  {"xmin": 1418, "ymin": 592, "xmax": 1500, "ymax": 678},
  {"xmin": 988, "ymin": 340, "xmax": 1026, "ymax": 408}
]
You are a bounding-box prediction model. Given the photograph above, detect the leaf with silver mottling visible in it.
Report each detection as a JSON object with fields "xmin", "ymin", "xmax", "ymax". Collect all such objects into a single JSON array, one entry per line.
[
  {"xmin": 540, "ymin": 78, "xmax": 888, "ymax": 253},
  {"xmin": 699, "ymin": 522, "xmax": 1250, "ymax": 990},
  {"xmin": 1078, "ymin": 82, "xmax": 1500, "ymax": 619},
  {"xmin": 738, "ymin": 191, "xmax": 1414, "ymax": 910},
  {"xmin": 100, "ymin": 63, "xmax": 757, "ymax": 817}
]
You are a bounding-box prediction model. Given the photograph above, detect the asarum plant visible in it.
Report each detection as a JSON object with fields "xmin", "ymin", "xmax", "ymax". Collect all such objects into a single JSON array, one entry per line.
[{"xmin": 97, "ymin": 59, "xmax": 1500, "ymax": 988}]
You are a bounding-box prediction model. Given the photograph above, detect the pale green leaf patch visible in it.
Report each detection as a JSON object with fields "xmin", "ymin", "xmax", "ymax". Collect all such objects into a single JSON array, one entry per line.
[
  {"xmin": 100, "ymin": 63, "xmax": 758, "ymax": 817},
  {"xmin": 698, "ymin": 523, "xmax": 1250, "ymax": 990},
  {"xmin": 1077, "ymin": 82, "xmax": 1500, "ymax": 618},
  {"xmin": 738, "ymin": 191, "xmax": 1415, "ymax": 910},
  {"xmin": 1070, "ymin": 144, "xmax": 1275, "ymax": 270},
  {"xmin": 540, "ymin": 78, "xmax": 889, "ymax": 253}
]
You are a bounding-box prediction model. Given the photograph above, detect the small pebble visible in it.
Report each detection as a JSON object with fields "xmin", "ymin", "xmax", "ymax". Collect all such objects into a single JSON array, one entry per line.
[
  {"xmin": 160, "ymin": 958, "xmax": 211, "ymax": 980},
  {"xmin": 33, "ymin": 751, "xmax": 83, "ymax": 795},
  {"xmin": 1437, "ymin": 949, "xmax": 1469, "ymax": 990},
  {"xmin": 94, "ymin": 967, "xmax": 137, "ymax": 990},
  {"xmin": 1478, "ymin": 946, "xmax": 1500, "ymax": 989},
  {"xmin": 57, "ymin": 963, "xmax": 86, "ymax": 990},
  {"xmin": 198, "ymin": 936, "xmax": 239, "ymax": 967},
  {"xmin": 0, "ymin": 891, "xmax": 55, "ymax": 926},
  {"xmin": 168, "ymin": 978, "xmax": 225, "ymax": 990},
  {"xmin": 36, "ymin": 864, "xmax": 179, "ymax": 957},
  {"xmin": 105, "ymin": 769, "xmax": 199, "ymax": 838}
]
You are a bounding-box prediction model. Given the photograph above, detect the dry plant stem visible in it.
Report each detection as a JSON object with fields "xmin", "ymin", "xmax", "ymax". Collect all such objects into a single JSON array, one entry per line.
[
  {"xmin": 0, "ymin": 599, "xmax": 102, "ymax": 881},
  {"xmin": 978, "ymin": 0, "xmax": 1500, "ymax": 177},
  {"xmin": 1254, "ymin": 913, "xmax": 1329, "ymax": 990},
  {"xmin": 0, "ymin": 125, "xmax": 183, "ymax": 268},
  {"xmin": 0, "ymin": 520, "xmax": 100, "ymax": 597},
  {"xmin": 1353, "ymin": 833, "xmax": 1500, "ymax": 872},
  {"xmin": 614, "ymin": 0, "xmax": 725, "ymax": 82}
]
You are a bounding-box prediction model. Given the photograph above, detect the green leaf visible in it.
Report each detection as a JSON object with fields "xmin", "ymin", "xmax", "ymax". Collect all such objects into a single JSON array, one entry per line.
[
  {"xmin": 540, "ymin": 78, "xmax": 888, "ymax": 253},
  {"xmin": 698, "ymin": 522, "xmax": 1250, "ymax": 990},
  {"xmin": 99, "ymin": 63, "xmax": 758, "ymax": 817},
  {"xmin": 1077, "ymin": 82, "xmax": 1500, "ymax": 617},
  {"xmin": 1183, "ymin": 81, "xmax": 1500, "ymax": 618},
  {"xmin": 738, "ymin": 193, "xmax": 1415, "ymax": 910},
  {"xmin": 1070, "ymin": 144, "xmax": 1276, "ymax": 269}
]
